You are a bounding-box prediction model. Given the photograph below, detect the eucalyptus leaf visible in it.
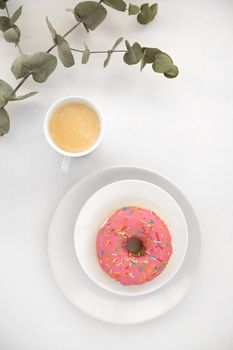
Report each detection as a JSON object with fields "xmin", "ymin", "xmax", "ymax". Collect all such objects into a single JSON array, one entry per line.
[
  {"xmin": 11, "ymin": 52, "xmax": 57, "ymax": 82},
  {"xmin": 0, "ymin": 0, "xmax": 6, "ymax": 9},
  {"xmin": 164, "ymin": 65, "xmax": 179, "ymax": 78},
  {"xmin": 74, "ymin": 1, "xmax": 107, "ymax": 31},
  {"xmin": 0, "ymin": 16, "xmax": 11, "ymax": 32},
  {"xmin": 103, "ymin": 50, "xmax": 112, "ymax": 68},
  {"xmin": 150, "ymin": 3, "xmax": 158, "ymax": 19},
  {"xmin": 140, "ymin": 50, "xmax": 146, "ymax": 71},
  {"xmin": 137, "ymin": 3, "xmax": 157, "ymax": 25},
  {"xmin": 103, "ymin": 0, "xmax": 126, "ymax": 12},
  {"xmin": 128, "ymin": 4, "xmax": 139, "ymax": 15},
  {"xmin": 140, "ymin": 47, "xmax": 160, "ymax": 70},
  {"xmin": 111, "ymin": 36, "xmax": 123, "ymax": 51},
  {"xmin": 11, "ymin": 54, "xmax": 30, "ymax": 79},
  {"xmin": 137, "ymin": 4, "xmax": 151, "ymax": 25},
  {"xmin": 0, "ymin": 96, "xmax": 7, "ymax": 108},
  {"xmin": 3, "ymin": 25, "xmax": 20, "ymax": 43},
  {"xmin": 56, "ymin": 34, "xmax": 75, "ymax": 67},
  {"xmin": 82, "ymin": 22, "xmax": 89, "ymax": 33},
  {"xmin": 0, "ymin": 0, "xmax": 9, "ymax": 10},
  {"xmin": 0, "ymin": 107, "xmax": 10, "ymax": 136},
  {"xmin": 0, "ymin": 79, "xmax": 13, "ymax": 100},
  {"xmin": 81, "ymin": 44, "xmax": 90, "ymax": 64},
  {"xmin": 142, "ymin": 47, "xmax": 160, "ymax": 63},
  {"xmin": 46, "ymin": 17, "xmax": 57, "ymax": 41},
  {"xmin": 123, "ymin": 40, "xmax": 137, "ymax": 65},
  {"xmin": 132, "ymin": 42, "xmax": 142, "ymax": 59},
  {"xmin": 152, "ymin": 52, "xmax": 173, "ymax": 73},
  {"xmin": 7, "ymin": 91, "xmax": 38, "ymax": 101},
  {"xmin": 103, "ymin": 37, "xmax": 123, "ymax": 67},
  {"xmin": 124, "ymin": 41, "xmax": 142, "ymax": 65},
  {"xmin": 10, "ymin": 5, "xmax": 23, "ymax": 25},
  {"xmin": 29, "ymin": 52, "xmax": 58, "ymax": 82}
]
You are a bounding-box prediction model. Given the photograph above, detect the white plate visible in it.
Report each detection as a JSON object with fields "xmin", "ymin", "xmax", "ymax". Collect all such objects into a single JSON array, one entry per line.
[
  {"xmin": 74, "ymin": 180, "xmax": 188, "ymax": 296},
  {"xmin": 48, "ymin": 166, "xmax": 201, "ymax": 324}
]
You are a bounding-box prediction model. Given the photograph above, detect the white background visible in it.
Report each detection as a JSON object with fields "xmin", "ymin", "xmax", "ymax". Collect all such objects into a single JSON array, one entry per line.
[{"xmin": 0, "ymin": 0, "xmax": 233, "ymax": 349}]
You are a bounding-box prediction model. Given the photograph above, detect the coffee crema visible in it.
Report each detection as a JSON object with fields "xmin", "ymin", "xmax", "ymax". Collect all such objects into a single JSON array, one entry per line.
[{"xmin": 49, "ymin": 102, "xmax": 101, "ymax": 153}]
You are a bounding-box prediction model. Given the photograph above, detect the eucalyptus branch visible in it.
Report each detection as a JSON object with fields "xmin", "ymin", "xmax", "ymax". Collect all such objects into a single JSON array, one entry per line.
[
  {"xmin": 5, "ymin": 3, "xmax": 22, "ymax": 54},
  {"xmin": 1, "ymin": 2, "xmax": 23, "ymax": 54},
  {"xmin": 4, "ymin": 2, "xmax": 9, "ymax": 16},
  {"xmin": 0, "ymin": 0, "xmax": 179, "ymax": 137},
  {"xmin": 11, "ymin": 73, "xmax": 30, "ymax": 96},
  {"xmin": 11, "ymin": 21, "xmax": 83, "ymax": 95},
  {"xmin": 71, "ymin": 48, "xmax": 127, "ymax": 54},
  {"xmin": 47, "ymin": 21, "xmax": 81, "ymax": 53}
]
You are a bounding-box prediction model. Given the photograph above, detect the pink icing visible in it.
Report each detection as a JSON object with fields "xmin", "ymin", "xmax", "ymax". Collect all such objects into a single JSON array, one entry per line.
[{"xmin": 96, "ymin": 206, "xmax": 172, "ymax": 286}]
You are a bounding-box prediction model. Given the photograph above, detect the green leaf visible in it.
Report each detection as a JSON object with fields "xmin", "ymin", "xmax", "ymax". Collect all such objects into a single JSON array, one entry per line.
[
  {"xmin": 7, "ymin": 91, "xmax": 38, "ymax": 101},
  {"xmin": 0, "ymin": 96, "xmax": 6, "ymax": 108},
  {"xmin": 81, "ymin": 43, "xmax": 90, "ymax": 64},
  {"xmin": 0, "ymin": 16, "xmax": 11, "ymax": 32},
  {"xmin": 123, "ymin": 40, "xmax": 137, "ymax": 65},
  {"xmin": 74, "ymin": 2, "xmax": 107, "ymax": 31},
  {"xmin": 150, "ymin": 3, "xmax": 158, "ymax": 19},
  {"xmin": 46, "ymin": 19, "xmax": 74, "ymax": 67},
  {"xmin": 0, "ymin": 108, "xmax": 10, "ymax": 136},
  {"xmin": 29, "ymin": 52, "xmax": 58, "ymax": 82},
  {"xmin": 111, "ymin": 36, "xmax": 123, "ymax": 51},
  {"xmin": 103, "ymin": 0, "xmax": 126, "ymax": 12},
  {"xmin": 140, "ymin": 47, "xmax": 160, "ymax": 70},
  {"xmin": 137, "ymin": 3, "xmax": 157, "ymax": 25},
  {"xmin": 142, "ymin": 47, "xmax": 160, "ymax": 63},
  {"xmin": 152, "ymin": 52, "xmax": 173, "ymax": 73},
  {"xmin": 132, "ymin": 42, "xmax": 142, "ymax": 59},
  {"xmin": 11, "ymin": 52, "xmax": 57, "ymax": 82},
  {"xmin": 46, "ymin": 17, "xmax": 57, "ymax": 41},
  {"xmin": 74, "ymin": 1, "xmax": 107, "ymax": 31},
  {"xmin": 128, "ymin": 4, "xmax": 139, "ymax": 15},
  {"xmin": 137, "ymin": 4, "xmax": 151, "ymax": 24},
  {"xmin": 0, "ymin": 1, "xmax": 6, "ymax": 10},
  {"xmin": 164, "ymin": 65, "xmax": 179, "ymax": 78},
  {"xmin": 103, "ymin": 37, "xmax": 123, "ymax": 67},
  {"xmin": 103, "ymin": 50, "xmax": 112, "ymax": 68},
  {"xmin": 0, "ymin": 0, "xmax": 8, "ymax": 10},
  {"xmin": 11, "ymin": 54, "xmax": 29, "ymax": 79},
  {"xmin": 56, "ymin": 35, "xmax": 75, "ymax": 67},
  {"xmin": 3, "ymin": 25, "xmax": 20, "ymax": 43},
  {"xmin": 123, "ymin": 41, "xmax": 142, "ymax": 65},
  {"xmin": 10, "ymin": 5, "xmax": 23, "ymax": 25},
  {"xmin": 0, "ymin": 79, "xmax": 13, "ymax": 101}
]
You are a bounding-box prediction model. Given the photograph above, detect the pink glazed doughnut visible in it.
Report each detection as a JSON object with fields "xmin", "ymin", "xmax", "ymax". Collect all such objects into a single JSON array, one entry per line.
[{"xmin": 96, "ymin": 206, "xmax": 172, "ymax": 286}]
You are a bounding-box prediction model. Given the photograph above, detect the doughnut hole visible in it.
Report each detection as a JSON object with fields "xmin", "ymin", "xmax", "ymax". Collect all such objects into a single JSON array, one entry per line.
[{"xmin": 126, "ymin": 236, "xmax": 146, "ymax": 257}]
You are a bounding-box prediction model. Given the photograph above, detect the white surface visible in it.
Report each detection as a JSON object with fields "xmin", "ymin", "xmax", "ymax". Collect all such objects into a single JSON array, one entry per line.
[
  {"xmin": 49, "ymin": 167, "xmax": 200, "ymax": 324},
  {"xmin": 0, "ymin": 0, "xmax": 233, "ymax": 348},
  {"xmin": 75, "ymin": 179, "xmax": 188, "ymax": 296}
]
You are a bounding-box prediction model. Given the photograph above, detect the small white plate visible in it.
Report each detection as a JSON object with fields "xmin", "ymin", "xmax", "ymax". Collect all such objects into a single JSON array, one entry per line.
[
  {"xmin": 48, "ymin": 166, "xmax": 201, "ymax": 324},
  {"xmin": 74, "ymin": 180, "xmax": 188, "ymax": 296}
]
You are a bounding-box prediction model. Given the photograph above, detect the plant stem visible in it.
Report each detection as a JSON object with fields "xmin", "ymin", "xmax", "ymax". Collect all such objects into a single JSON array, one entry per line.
[
  {"xmin": 71, "ymin": 48, "xmax": 127, "ymax": 54},
  {"xmin": 11, "ymin": 21, "xmax": 82, "ymax": 96},
  {"xmin": 47, "ymin": 22, "xmax": 81, "ymax": 53},
  {"xmin": 16, "ymin": 43, "xmax": 23, "ymax": 54},
  {"xmin": 5, "ymin": 3, "xmax": 10, "ymax": 17},
  {"xmin": 5, "ymin": 3, "xmax": 23, "ymax": 56},
  {"xmin": 11, "ymin": 74, "xmax": 31, "ymax": 96}
]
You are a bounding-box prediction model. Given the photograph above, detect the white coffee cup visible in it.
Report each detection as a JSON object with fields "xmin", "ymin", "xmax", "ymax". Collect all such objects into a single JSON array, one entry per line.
[{"xmin": 44, "ymin": 96, "xmax": 104, "ymax": 171}]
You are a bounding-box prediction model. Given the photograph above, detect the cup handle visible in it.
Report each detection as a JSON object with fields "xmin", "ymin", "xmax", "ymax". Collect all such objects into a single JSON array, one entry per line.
[{"xmin": 61, "ymin": 157, "xmax": 70, "ymax": 172}]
